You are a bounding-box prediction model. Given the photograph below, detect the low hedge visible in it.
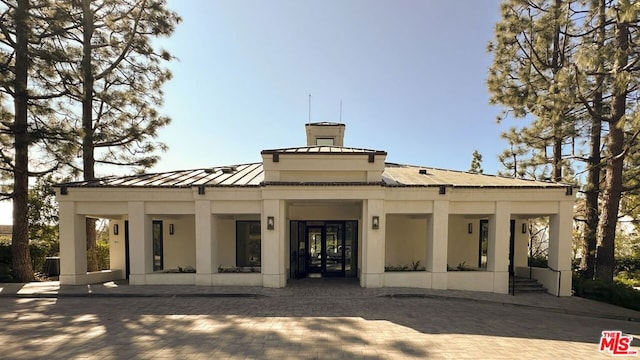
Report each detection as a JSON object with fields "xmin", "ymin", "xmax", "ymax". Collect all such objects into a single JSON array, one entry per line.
[
  {"xmin": 615, "ymin": 256, "xmax": 640, "ymax": 274},
  {"xmin": 0, "ymin": 239, "xmax": 109, "ymax": 282},
  {"xmin": 0, "ymin": 240, "xmax": 58, "ymax": 281},
  {"xmin": 572, "ymin": 274, "xmax": 640, "ymax": 311}
]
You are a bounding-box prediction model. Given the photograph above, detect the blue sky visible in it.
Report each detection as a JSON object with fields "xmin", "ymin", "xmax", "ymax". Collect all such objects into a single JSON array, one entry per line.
[
  {"xmin": 1, "ymin": 0, "xmax": 516, "ymax": 224},
  {"xmin": 152, "ymin": 0, "xmax": 511, "ymax": 174}
]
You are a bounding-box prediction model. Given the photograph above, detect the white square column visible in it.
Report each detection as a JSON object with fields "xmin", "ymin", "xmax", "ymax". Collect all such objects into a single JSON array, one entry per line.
[
  {"xmin": 427, "ymin": 200, "xmax": 449, "ymax": 289},
  {"xmin": 59, "ymin": 201, "xmax": 87, "ymax": 285},
  {"xmin": 548, "ymin": 200, "xmax": 574, "ymax": 296},
  {"xmin": 195, "ymin": 200, "xmax": 214, "ymax": 285},
  {"xmin": 488, "ymin": 201, "xmax": 511, "ymax": 294},
  {"xmin": 262, "ymin": 199, "xmax": 286, "ymax": 288},
  {"xmin": 127, "ymin": 201, "xmax": 152, "ymax": 285},
  {"xmin": 360, "ymin": 199, "xmax": 385, "ymax": 288}
]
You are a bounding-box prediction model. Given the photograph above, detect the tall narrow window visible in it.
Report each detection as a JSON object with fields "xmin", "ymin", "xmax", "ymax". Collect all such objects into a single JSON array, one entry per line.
[
  {"xmin": 236, "ymin": 221, "xmax": 261, "ymax": 267},
  {"xmin": 345, "ymin": 220, "xmax": 357, "ymax": 277},
  {"xmin": 152, "ymin": 220, "xmax": 163, "ymax": 271},
  {"xmin": 478, "ymin": 220, "xmax": 488, "ymax": 269}
]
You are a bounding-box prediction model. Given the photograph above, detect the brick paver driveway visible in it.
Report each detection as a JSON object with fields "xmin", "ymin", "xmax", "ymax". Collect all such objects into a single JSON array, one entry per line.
[{"xmin": 1, "ymin": 294, "xmax": 639, "ymax": 359}]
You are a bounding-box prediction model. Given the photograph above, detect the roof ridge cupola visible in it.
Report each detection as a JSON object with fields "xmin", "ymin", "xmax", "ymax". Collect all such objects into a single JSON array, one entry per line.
[{"xmin": 305, "ymin": 122, "xmax": 345, "ymax": 146}]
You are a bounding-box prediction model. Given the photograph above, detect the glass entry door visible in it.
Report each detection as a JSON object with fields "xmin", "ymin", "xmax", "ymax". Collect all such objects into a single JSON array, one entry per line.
[
  {"xmin": 290, "ymin": 220, "xmax": 356, "ymax": 279},
  {"xmin": 323, "ymin": 223, "xmax": 345, "ymax": 275},
  {"xmin": 306, "ymin": 222, "xmax": 346, "ymax": 276},
  {"xmin": 307, "ymin": 226, "xmax": 323, "ymax": 275},
  {"xmin": 306, "ymin": 223, "xmax": 345, "ymax": 277}
]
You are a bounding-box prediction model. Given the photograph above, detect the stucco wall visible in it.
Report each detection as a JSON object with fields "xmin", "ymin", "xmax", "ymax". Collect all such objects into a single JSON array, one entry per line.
[
  {"xmin": 214, "ymin": 215, "xmax": 261, "ymax": 268},
  {"xmin": 514, "ymin": 220, "xmax": 529, "ymax": 268},
  {"xmin": 109, "ymin": 216, "xmax": 197, "ymax": 275},
  {"xmin": 262, "ymin": 154, "xmax": 385, "ymax": 183},
  {"xmin": 447, "ymin": 216, "xmax": 478, "ymax": 269},
  {"xmin": 384, "ymin": 215, "xmax": 427, "ymax": 267},
  {"xmin": 162, "ymin": 215, "xmax": 196, "ymax": 270},
  {"xmin": 287, "ymin": 203, "xmax": 360, "ymax": 220},
  {"xmin": 109, "ymin": 219, "xmax": 125, "ymax": 275},
  {"xmin": 216, "ymin": 217, "xmax": 235, "ymax": 268}
]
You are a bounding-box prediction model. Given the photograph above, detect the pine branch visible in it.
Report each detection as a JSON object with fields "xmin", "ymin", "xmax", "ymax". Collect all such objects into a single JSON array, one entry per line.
[{"xmin": 94, "ymin": 0, "xmax": 147, "ymax": 81}]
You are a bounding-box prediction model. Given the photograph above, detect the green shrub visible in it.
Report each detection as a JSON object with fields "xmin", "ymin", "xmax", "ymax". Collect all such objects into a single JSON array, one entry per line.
[
  {"xmin": 572, "ymin": 274, "xmax": 640, "ymax": 311},
  {"xmin": 0, "ymin": 239, "xmax": 59, "ymax": 281},
  {"xmin": 615, "ymin": 256, "xmax": 640, "ymax": 273},
  {"xmin": 528, "ymin": 256, "xmax": 548, "ymax": 268},
  {"xmin": 96, "ymin": 240, "xmax": 110, "ymax": 271},
  {"xmin": 0, "ymin": 240, "xmax": 12, "ymax": 281},
  {"xmin": 385, "ymin": 264, "xmax": 409, "ymax": 271},
  {"xmin": 385, "ymin": 260, "xmax": 426, "ymax": 272},
  {"xmin": 615, "ymin": 271, "xmax": 640, "ymax": 287}
]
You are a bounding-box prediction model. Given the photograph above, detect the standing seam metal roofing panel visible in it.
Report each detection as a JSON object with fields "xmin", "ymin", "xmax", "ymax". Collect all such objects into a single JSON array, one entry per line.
[
  {"xmin": 145, "ymin": 170, "xmax": 192, "ymax": 186},
  {"xmin": 167, "ymin": 170, "xmax": 208, "ymax": 186},
  {"xmin": 217, "ymin": 164, "xmax": 254, "ymax": 186},
  {"xmin": 245, "ymin": 166, "xmax": 265, "ymax": 185},
  {"xmin": 189, "ymin": 171, "xmax": 224, "ymax": 186}
]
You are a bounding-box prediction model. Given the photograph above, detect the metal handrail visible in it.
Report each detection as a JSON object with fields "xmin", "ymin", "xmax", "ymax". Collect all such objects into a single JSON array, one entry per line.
[
  {"xmin": 547, "ymin": 265, "xmax": 561, "ymax": 297},
  {"xmin": 510, "ymin": 274, "xmax": 515, "ymax": 296}
]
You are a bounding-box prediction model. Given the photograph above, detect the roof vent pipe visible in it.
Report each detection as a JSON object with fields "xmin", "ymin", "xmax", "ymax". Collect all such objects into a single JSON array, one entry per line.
[{"xmin": 418, "ymin": 169, "xmax": 428, "ymax": 175}]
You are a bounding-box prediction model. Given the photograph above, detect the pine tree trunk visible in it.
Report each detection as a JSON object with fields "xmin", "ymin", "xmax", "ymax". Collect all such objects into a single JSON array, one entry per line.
[
  {"xmin": 81, "ymin": 0, "xmax": 99, "ymax": 272},
  {"xmin": 581, "ymin": 116, "xmax": 601, "ymax": 279},
  {"xmin": 553, "ymin": 138, "xmax": 562, "ymax": 182},
  {"xmin": 11, "ymin": 0, "xmax": 35, "ymax": 282},
  {"xmin": 595, "ymin": 18, "xmax": 629, "ymax": 283},
  {"xmin": 580, "ymin": 0, "xmax": 605, "ymax": 279},
  {"xmin": 597, "ymin": 127, "xmax": 623, "ymax": 282},
  {"xmin": 86, "ymin": 218, "xmax": 98, "ymax": 271},
  {"xmin": 551, "ymin": 0, "xmax": 563, "ymax": 183}
]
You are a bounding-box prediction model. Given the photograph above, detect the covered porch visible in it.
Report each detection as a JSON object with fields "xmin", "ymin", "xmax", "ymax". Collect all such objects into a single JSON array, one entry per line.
[{"xmin": 378, "ymin": 189, "xmax": 574, "ymax": 296}]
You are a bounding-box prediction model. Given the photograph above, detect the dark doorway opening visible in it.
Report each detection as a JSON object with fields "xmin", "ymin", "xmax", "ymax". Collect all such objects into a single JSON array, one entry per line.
[
  {"xmin": 124, "ymin": 221, "xmax": 130, "ymax": 279},
  {"xmin": 290, "ymin": 220, "xmax": 357, "ymax": 279},
  {"xmin": 509, "ymin": 219, "xmax": 515, "ymax": 276}
]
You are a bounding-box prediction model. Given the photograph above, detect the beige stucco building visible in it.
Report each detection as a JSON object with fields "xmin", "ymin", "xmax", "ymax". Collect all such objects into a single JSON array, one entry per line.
[{"xmin": 55, "ymin": 122, "xmax": 576, "ymax": 295}]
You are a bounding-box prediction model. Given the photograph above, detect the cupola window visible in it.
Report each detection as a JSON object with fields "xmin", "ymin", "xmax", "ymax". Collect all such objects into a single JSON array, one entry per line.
[{"xmin": 316, "ymin": 138, "xmax": 334, "ymax": 146}]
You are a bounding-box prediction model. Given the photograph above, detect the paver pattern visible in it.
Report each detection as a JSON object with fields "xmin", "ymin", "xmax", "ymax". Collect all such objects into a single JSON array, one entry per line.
[{"xmin": 1, "ymin": 280, "xmax": 639, "ymax": 359}]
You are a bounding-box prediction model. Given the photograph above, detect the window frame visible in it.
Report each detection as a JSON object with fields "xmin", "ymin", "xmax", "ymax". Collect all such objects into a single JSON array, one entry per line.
[
  {"xmin": 236, "ymin": 220, "xmax": 261, "ymax": 267},
  {"xmin": 478, "ymin": 219, "xmax": 488, "ymax": 269},
  {"xmin": 316, "ymin": 137, "xmax": 334, "ymax": 146},
  {"xmin": 152, "ymin": 220, "xmax": 163, "ymax": 271}
]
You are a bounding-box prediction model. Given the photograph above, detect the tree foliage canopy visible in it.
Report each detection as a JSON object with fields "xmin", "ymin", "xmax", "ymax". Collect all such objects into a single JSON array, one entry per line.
[
  {"xmin": 0, "ymin": 0, "xmax": 179, "ymax": 281},
  {"xmin": 488, "ymin": 0, "xmax": 640, "ymax": 281}
]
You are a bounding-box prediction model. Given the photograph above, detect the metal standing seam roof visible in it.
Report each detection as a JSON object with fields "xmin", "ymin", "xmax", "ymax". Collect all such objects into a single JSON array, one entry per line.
[
  {"xmin": 382, "ymin": 163, "xmax": 567, "ymax": 188},
  {"xmin": 57, "ymin": 162, "xmax": 569, "ymax": 189}
]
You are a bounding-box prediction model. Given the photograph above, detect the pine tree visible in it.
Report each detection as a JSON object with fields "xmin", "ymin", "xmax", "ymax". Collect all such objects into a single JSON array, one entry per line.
[
  {"xmin": 52, "ymin": 0, "xmax": 180, "ymax": 271},
  {"xmin": 595, "ymin": 1, "xmax": 637, "ymax": 281},
  {"xmin": 576, "ymin": 0, "xmax": 607, "ymax": 280},
  {"xmin": 469, "ymin": 150, "xmax": 484, "ymax": 174},
  {"xmin": 489, "ymin": 0, "xmax": 640, "ymax": 282},
  {"xmin": 488, "ymin": 0, "xmax": 578, "ymax": 183},
  {"xmin": 0, "ymin": 0, "xmax": 179, "ymax": 279},
  {"xmin": 0, "ymin": 0, "xmax": 74, "ymax": 281}
]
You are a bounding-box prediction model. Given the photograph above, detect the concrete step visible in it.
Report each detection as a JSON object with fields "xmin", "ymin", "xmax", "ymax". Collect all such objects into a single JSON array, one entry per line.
[{"xmin": 509, "ymin": 277, "xmax": 547, "ymax": 294}]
